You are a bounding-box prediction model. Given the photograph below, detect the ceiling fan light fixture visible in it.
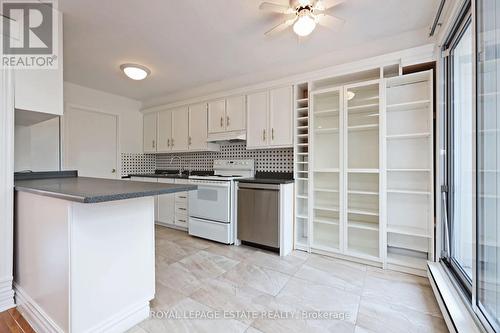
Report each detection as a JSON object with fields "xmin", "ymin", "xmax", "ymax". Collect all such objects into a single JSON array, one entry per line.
[
  {"xmin": 120, "ymin": 63, "xmax": 151, "ymax": 80},
  {"xmin": 293, "ymin": 13, "xmax": 316, "ymax": 36}
]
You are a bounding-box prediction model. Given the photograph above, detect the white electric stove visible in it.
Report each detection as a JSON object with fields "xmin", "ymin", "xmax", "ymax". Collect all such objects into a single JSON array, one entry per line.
[{"xmin": 188, "ymin": 160, "xmax": 255, "ymax": 244}]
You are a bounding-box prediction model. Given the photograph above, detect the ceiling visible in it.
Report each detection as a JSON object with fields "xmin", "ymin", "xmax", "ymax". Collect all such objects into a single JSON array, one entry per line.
[{"xmin": 60, "ymin": 0, "xmax": 439, "ymax": 104}]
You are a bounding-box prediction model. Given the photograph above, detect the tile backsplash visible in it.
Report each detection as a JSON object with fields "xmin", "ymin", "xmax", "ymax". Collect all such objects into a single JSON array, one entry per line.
[{"xmin": 121, "ymin": 142, "xmax": 293, "ymax": 176}]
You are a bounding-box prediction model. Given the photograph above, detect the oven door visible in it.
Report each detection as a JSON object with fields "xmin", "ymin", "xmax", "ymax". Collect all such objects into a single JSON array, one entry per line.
[{"xmin": 188, "ymin": 181, "xmax": 231, "ymax": 223}]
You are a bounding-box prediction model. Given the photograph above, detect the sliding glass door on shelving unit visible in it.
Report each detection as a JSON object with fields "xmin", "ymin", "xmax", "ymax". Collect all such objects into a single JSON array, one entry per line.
[
  {"xmin": 345, "ymin": 81, "xmax": 381, "ymax": 260},
  {"xmin": 311, "ymin": 88, "xmax": 342, "ymax": 252},
  {"xmin": 477, "ymin": 0, "xmax": 500, "ymax": 330}
]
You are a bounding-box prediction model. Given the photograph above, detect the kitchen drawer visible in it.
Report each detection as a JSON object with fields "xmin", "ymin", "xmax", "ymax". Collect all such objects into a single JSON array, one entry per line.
[
  {"xmin": 175, "ymin": 197, "xmax": 188, "ymax": 207},
  {"xmin": 175, "ymin": 216, "xmax": 188, "ymax": 228},
  {"xmin": 175, "ymin": 191, "xmax": 188, "ymax": 200},
  {"xmin": 176, "ymin": 204, "xmax": 188, "ymax": 215}
]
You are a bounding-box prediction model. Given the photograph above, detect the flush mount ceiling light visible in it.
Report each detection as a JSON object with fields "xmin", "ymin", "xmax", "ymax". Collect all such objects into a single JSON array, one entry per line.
[
  {"xmin": 120, "ymin": 63, "xmax": 151, "ymax": 81},
  {"xmin": 260, "ymin": 0, "xmax": 345, "ymax": 37}
]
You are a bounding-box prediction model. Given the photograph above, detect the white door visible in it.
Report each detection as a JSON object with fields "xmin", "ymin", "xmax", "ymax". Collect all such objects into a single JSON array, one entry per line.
[
  {"xmin": 246, "ymin": 91, "xmax": 269, "ymax": 149},
  {"xmin": 171, "ymin": 106, "xmax": 189, "ymax": 152},
  {"xmin": 208, "ymin": 100, "xmax": 226, "ymax": 134},
  {"xmin": 157, "ymin": 110, "xmax": 172, "ymax": 152},
  {"xmin": 143, "ymin": 112, "xmax": 157, "ymax": 153},
  {"xmin": 226, "ymin": 95, "xmax": 246, "ymax": 132},
  {"xmin": 189, "ymin": 103, "xmax": 208, "ymax": 151},
  {"xmin": 157, "ymin": 178, "xmax": 175, "ymax": 225},
  {"xmin": 269, "ymin": 86, "xmax": 293, "ymax": 147},
  {"xmin": 64, "ymin": 106, "xmax": 118, "ymax": 178}
]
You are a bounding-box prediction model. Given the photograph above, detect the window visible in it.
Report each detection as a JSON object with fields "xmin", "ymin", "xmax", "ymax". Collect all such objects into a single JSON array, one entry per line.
[{"xmin": 443, "ymin": 8, "xmax": 473, "ymax": 292}]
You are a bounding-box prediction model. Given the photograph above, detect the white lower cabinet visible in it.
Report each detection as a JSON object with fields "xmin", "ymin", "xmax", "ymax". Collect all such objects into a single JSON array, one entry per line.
[
  {"xmin": 157, "ymin": 178, "xmax": 175, "ymax": 225},
  {"xmin": 130, "ymin": 177, "xmax": 158, "ymax": 221}
]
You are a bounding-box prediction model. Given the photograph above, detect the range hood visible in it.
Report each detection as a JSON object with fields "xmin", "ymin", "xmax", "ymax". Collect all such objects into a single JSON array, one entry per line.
[{"xmin": 207, "ymin": 130, "xmax": 246, "ymax": 142}]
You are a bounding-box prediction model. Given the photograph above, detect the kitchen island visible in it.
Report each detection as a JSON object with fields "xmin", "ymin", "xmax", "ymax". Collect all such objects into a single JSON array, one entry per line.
[{"xmin": 13, "ymin": 171, "xmax": 196, "ymax": 333}]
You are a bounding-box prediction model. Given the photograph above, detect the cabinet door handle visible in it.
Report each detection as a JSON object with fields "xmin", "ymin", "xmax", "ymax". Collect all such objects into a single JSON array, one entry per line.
[
  {"xmin": 178, "ymin": 219, "xmax": 186, "ymax": 223},
  {"xmin": 171, "ymin": 138, "xmax": 174, "ymax": 147},
  {"xmin": 167, "ymin": 138, "xmax": 170, "ymax": 147},
  {"xmin": 226, "ymin": 116, "xmax": 230, "ymax": 127},
  {"xmin": 272, "ymin": 128, "xmax": 275, "ymax": 140},
  {"xmin": 178, "ymin": 207, "xmax": 187, "ymax": 211},
  {"xmin": 263, "ymin": 129, "xmax": 266, "ymax": 141},
  {"xmin": 220, "ymin": 116, "xmax": 224, "ymax": 128},
  {"xmin": 152, "ymin": 140, "xmax": 155, "ymax": 148}
]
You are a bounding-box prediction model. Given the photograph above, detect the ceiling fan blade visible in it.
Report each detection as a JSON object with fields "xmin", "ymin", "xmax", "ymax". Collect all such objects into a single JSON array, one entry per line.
[
  {"xmin": 265, "ymin": 18, "xmax": 296, "ymax": 36},
  {"xmin": 316, "ymin": 14, "xmax": 345, "ymax": 30},
  {"xmin": 314, "ymin": 0, "xmax": 345, "ymax": 11},
  {"xmin": 259, "ymin": 2, "xmax": 294, "ymax": 14}
]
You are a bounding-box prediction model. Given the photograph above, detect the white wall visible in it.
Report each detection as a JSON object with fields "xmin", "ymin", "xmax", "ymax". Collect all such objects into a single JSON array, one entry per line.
[
  {"xmin": 64, "ymin": 82, "xmax": 143, "ymax": 153},
  {"xmin": 14, "ymin": 118, "xmax": 60, "ymax": 172}
]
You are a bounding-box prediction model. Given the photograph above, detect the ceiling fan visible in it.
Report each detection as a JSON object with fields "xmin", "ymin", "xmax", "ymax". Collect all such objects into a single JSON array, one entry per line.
[{"xmin": 260, "ymin": 0, "xmax": 345, "ymax": 37}]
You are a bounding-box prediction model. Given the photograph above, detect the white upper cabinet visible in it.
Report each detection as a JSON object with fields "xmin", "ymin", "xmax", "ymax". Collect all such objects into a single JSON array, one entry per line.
[
  {"xmin": 157, "ymin": 110, "xmax": 172, "ymax": 152},
  {"xmin": 246, "ymin": 91, "xmax": 269, "ymax": 149},
  {"xmin": 208, "ymin": 100, "xmax": 226, "ymax": 134},
  {"xmin": 171, "ymin": 107, "xmax": 189, "ymax": 152},
  {"xmin": 225, "ymin": 95, "xmax": 246, "ymax": 132},
  {"xmin": 269, "ymin": 86, "xmax": 293, "ymax": 147},
  {"xmin": 189, "ymin": 103, "xmax": 208, "ymax": 151},
  {"xmin": 247, "ymin": 86, "xmax": 293, "ymax": 149},
  {"xmin": 143, "ymin": 112, "xmax": 157, "ymax": 153}
]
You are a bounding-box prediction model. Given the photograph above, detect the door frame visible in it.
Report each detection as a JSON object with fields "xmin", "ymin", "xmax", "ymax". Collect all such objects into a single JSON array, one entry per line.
[
  {"xmin": 62, "ymin": 103, "xmax": 120, "ymax": 178},
  {"xmin": 0, "ymin": 69, "xmax": 15, "ymax": 312}
]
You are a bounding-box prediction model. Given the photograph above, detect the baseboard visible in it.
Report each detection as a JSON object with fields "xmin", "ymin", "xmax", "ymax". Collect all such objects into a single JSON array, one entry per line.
[
  {"xmin": 0, "ymin": 277, "xmax": 15, "ymax": 312},
  {"xmin": 14, "ymin": 283, "xmax": 64, "ymax": 333},
  {"xmin": 85, "ymin": 301, "xmax": 150, "ymax": 333},
  {"xmin": 155, "ymin": 221, "xmax": 187, "ymax": 231}
]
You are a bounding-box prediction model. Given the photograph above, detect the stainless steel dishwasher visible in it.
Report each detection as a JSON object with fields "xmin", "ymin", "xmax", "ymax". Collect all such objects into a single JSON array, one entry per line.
[{"xmin": 237, "ymin": 183, "xmax": 280, "ymax": 249}]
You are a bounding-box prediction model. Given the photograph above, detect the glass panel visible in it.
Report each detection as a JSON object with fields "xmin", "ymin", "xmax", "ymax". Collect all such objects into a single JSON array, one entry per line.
[
  {"xmin": 477, "ymin": 0, "xmax": 500, "ymax": 329},
  {"xmin": 312, "ymin": 89, "xmax": 341, "ymax": 250},
  {"xmin": 346, "ymin": 83, "xmax": 380, "ymax": 258},
  {"xmin": 451, "ymin": 22, "xmax": 474, "ymax": 282}
]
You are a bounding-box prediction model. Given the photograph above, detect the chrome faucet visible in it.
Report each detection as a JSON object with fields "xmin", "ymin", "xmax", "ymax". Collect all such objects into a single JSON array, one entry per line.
[{"xmin": 169, "ymin": 156, "xmax": 183, "ymax": 176}]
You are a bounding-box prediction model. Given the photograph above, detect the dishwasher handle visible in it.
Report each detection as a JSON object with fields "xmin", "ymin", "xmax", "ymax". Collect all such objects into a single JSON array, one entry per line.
[{"xmin": 238, "ymin": 183, "xmax": 280, "ymax": 190}]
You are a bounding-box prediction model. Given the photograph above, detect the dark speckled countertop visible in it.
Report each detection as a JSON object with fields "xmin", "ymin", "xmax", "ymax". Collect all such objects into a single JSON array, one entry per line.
[
  {"xmin": 237, "ymin": 172, "xmax": 294, "ymax": 185},
  {"xmin": 15, "ymin": 175, "xmax": 197, "ymax": 204}
]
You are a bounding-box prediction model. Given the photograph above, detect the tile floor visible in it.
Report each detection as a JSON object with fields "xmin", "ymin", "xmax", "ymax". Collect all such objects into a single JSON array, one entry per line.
[{"xmin": 128, "ymin": 225, "xmax": 448, "ymax": 333}]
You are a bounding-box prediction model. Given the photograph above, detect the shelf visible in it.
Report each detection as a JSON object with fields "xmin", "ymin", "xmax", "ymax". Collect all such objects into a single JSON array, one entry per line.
[
  {"xmin": 297, "ymin": 107, "xmax": 309, "ymax": 111},
  {"xmin": 297, "ymin": 126, "xmax": 309, "ymax": 130},
  {"xmin": 348, "ymin": 221, "xmax": 379, "ymax": 231},
  {"xmin": 348, "ymin": 103, "xmax": 379, "ymax": 113},
  {"xmin": 387, "ymin": 168, "xmax": 431, "ymax": 172},
  {"xmin": 348, "ymin": 190, "xmax": 379, "ymax": 196},
  {"xmin": 347, "ymin": 209, "xmax": 379, "ymax": 216},
  {"xmin": 314, "ymin": 168, "xmax": 340, "ymax": 173},
  {"xmin": 297, "ymin": 134, "xmax": 309, "ymax": 138},
  {"xmin": 295, "ymin": 161, "xmax": 308, "ymax": 164},
  {"xmin": 314, "ymin": 218, "xmax": 339, "ymax": 226},
  {"xmin": 348, "ymin": 124, "xmax": 379, "ymax": 132},
  {"xmin": 386, "ymin": 100, "xmax": 430, "ymax": 112},
  {"xmin": 314, "ymin": 127, "xmax": 339, "ymax": 134},
  {"xmin": 296, "ymin": 178, "xmax": 309, "ymax": 181},
  {"xmin": 315, "ymin": 188, "xmax": 339, "ymax": 193},
  {"xmin": 386, "ymin": 133, "xmax": 431, "ymax": 140},
  {"xmin": 296, "ymin": 153, "xmax": 309, "ymax": 156},
  {"xmin": 348, "ymin": 169, "xmax": 379, "ymax": 173},
  {"xmin": 296, "ymin": 214, "xmax": 308, "ymax": 219},
  {"xmin": 387, "ymin": 225, "xmax": 431, "ymax": 238},
  {"xmin": 297, "ymin": 116, "xmax": 309, "ymax": 121},
  {"xmin": 387, "ymin": 252, "xmax": 427, "ymax": 270},
  {"xmin": 297, "ymin": 98, "xmax": 309, "ymax": 103},
  {"xmin": 314, "ymin": 205, "xmax": 340, "ymax": 212},
  {"xmin": 387, "ymin": 189, "xmax": 431, "ymax": 196},
  {"xmin": 314, "ymin": 109, "xmax": 339, "ymax": 116},
  {"xmin": 297, "ymin": 143, "xmax": 308, "ymax": 147},
  {"xmin": 297, "ymin": 195, "xmax": 308, "ymax": 199},
  {"xmin": 346, "ymin": 246, "xmax": 379, "ymax": 260}
]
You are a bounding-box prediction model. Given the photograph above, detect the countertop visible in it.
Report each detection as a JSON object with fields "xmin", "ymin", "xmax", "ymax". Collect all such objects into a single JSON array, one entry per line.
[
  {"xmin": 128, "ymin": 173, "xmax": 189, "ymax": 179},
  {"xmin": 15, "ymin": 176, "xmax": 197, "ymax": 204},
  {"xmin": 237, "ymin": 172, "xmax": 294, "ymax": 185}
]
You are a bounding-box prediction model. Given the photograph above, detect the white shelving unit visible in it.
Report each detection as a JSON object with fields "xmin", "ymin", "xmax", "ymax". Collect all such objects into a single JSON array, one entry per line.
[
  {"xmin": 292, "ymin": 65, "xmax": 434, "ymax": 276},
  {"xmin": 385, "ymin": 70, "xmax": 434, "ymax": 274},
  {"xmin": 294, "ymin": 83, "xmax": 310, "ymax": 251}
]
